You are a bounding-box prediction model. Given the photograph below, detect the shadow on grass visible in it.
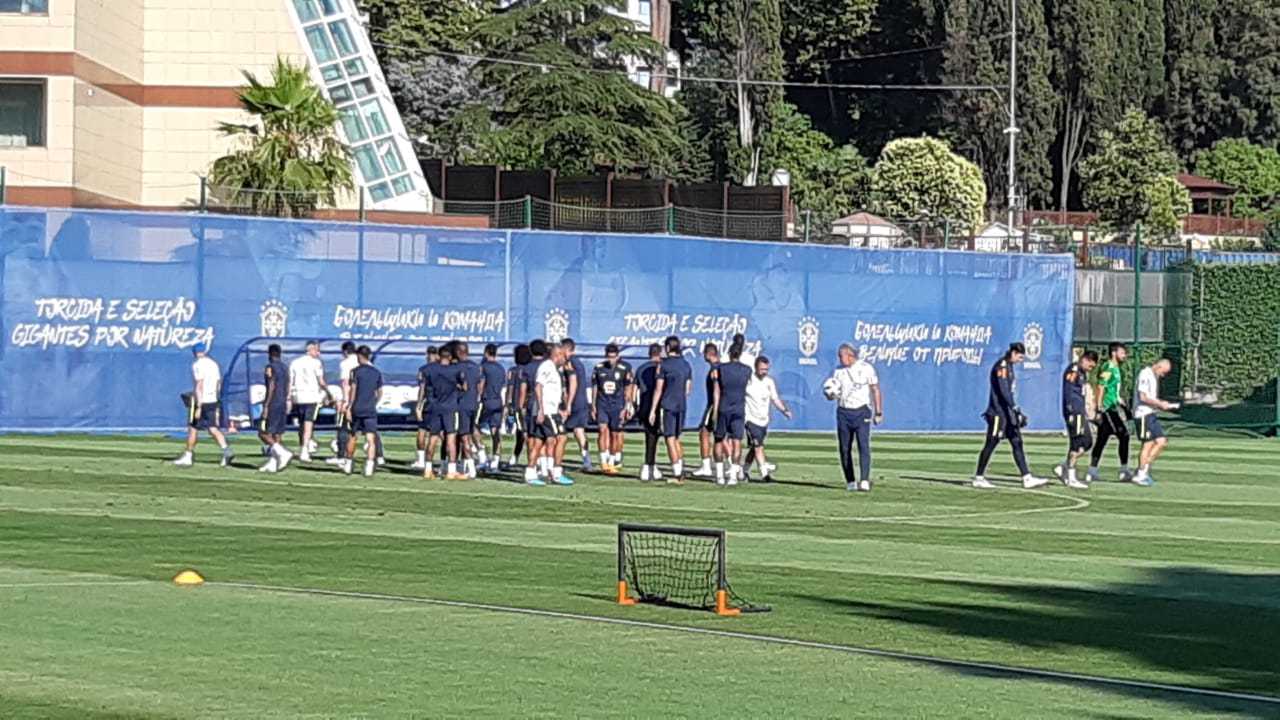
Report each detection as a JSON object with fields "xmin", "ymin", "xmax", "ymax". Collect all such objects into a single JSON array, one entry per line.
[
  {"xmin": 792, "ymin": 566, "xmax": 1280, "ymax": 717},
  {"xmin": 900, "ymin": 474, "xmax": 980, "ymax": 488}
]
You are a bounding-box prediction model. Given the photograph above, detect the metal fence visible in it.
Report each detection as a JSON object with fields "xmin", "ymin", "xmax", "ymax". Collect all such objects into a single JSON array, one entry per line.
[{"xmin": 1072, "ymin": 234, "xmax": 1279, "ymax": 436}]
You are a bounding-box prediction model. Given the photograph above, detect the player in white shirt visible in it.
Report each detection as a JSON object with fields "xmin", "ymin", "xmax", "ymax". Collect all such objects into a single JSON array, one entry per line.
[
  {"xmin": 173, "ymin": 343, "xmax": 233, "ymax": 467},
  {"xmin": 288, "ymin": 340, "xmax": 328, "ymax": 462},
  {"xmin": 531, "ymin": 342, "xmax": 573, "ymax": 485},
  {"xmin": 743, "ymin": 356, "xmax": 791, "ymax": 482},
  {"xmin": 1132, "ymin": 358, "xmax": 1178, "ymax": 487},
  {"xmin": 823, "ymin": 344, "xmax": 883, "ymax": 492}
]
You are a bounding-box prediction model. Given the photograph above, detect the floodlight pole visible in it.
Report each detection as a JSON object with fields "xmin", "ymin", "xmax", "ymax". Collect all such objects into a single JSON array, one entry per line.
[{"xmin": 1005, "ymin": 0, "xmax": 1020, "ymax": 247}]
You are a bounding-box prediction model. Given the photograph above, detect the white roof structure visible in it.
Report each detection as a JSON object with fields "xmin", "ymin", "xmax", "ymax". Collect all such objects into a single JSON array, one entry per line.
[{"xmin": 831, "ymin": 212, "xmax": 907, "ymax": 248}]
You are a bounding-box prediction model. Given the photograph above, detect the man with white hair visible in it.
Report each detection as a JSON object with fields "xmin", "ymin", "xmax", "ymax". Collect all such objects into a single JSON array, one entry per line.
[
  {"xmin": 1132, "ymin": 358, "xmax": 1179, "ymax": 487},
  {"xmin": 824, "ymin": 344, "xmax": 882, "ymax": 492}
]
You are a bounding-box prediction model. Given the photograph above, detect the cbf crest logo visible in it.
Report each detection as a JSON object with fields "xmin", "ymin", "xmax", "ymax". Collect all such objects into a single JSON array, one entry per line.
[
  {"xmin": 797, "ymin": 316, "xmax": 820, "ymax": 366},
  {"xmin": 544, "ymin": 308, "xmax": 570, "ymax": 343},
  {"xmin": 1022, "ymin": 322, "xmax": 1044, "ymax": 369},
  {"xmin": 260, "ymin": 299, "xmax": 288, "ymax": 337}
]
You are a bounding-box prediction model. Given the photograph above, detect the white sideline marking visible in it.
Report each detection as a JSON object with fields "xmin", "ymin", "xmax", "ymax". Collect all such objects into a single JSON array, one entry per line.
[{"xmin": 216, "ymin": 580, "xmax": 1280, "ymax": 707}]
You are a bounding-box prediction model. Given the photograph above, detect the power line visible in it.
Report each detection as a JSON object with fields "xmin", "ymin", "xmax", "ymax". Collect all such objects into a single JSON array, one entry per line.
[
  {"xmin": 367, "ymin": 40, "xmax": 1002, "ymax": 97},
  {"xmin": 825, "ymin": 31, "xmax": 1013, "ymax": 66}
]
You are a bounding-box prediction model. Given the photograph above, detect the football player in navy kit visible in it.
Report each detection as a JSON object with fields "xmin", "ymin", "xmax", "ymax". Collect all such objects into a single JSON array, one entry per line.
[{"xmin": 591, "ymin": 343, "xmax": 633, "ymax": 474}]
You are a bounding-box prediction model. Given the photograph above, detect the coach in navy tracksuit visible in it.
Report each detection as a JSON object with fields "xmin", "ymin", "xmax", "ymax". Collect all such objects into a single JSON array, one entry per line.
[{"xmin": 826, "ymin": 344, "xmax": 883, "ymax": 492}]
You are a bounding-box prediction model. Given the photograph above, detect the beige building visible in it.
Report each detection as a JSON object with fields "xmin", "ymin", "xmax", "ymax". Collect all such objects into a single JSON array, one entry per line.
[{"xmin": 0, "ymin": 0, "xmax": 432, "ymax": 212}]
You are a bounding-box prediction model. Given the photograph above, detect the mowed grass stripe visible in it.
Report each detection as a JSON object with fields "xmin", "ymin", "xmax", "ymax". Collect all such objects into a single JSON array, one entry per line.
[
  {"xmin": 0, "ymin": 572, "xmax": 1251, "ymax": 720},
  {"xmin": 2, "ymin": 510, "xmax": 1277, "ymax": 701},
  {"xmin": 10, "ymin": 466, "xmax": 1280, "ymax": 566},
  {"xmin": 3, "ymin": 472, "xmax": 1278, "ymax": 570},
  {"xmin": 4, "ymin": 433, "xmax": 1279, "ymax": 710}
]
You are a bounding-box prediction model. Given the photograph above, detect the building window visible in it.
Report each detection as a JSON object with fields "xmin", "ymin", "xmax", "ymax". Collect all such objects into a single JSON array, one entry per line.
[
  {"xmin": 391, "ymin": 175, "xmax": 413, "ymax": 196},
  {"xmin": 289, "ymin": 0, "xmax": 423, "ymax": 203},
  {"xmin": 327, "ymin": 83, "xmax": 352, "ymax": 103},
  {"xmin": 0, "ymin": 0, "xmax": 48, "ymax": 13},
  {"xmin": 0, "ymin": 80, "xmax": 44, "ymax": 148},
  {"xmin": 339, "ymin": 107, "xmax": 367, "ymax": 143},
  {"xmin": 353, "ymin": 145, "xmax": 384, "ymax": 183},
  {"xmin": 291, "ymin": 0, "xmax": 319, "ymax": 22},
  {"xmin": 369, "ymin": 182, "xmax": 392, "ymax": 202},
  {"xmin": 328, "ymin": 20, "xmax": 358, "ymax": 57},
  {"xmin": 378, "ymin": 141, "xmax": 405, "ymax": 174},
  {"xmin": 358, "ymin": 99, "xmax": 388, "ymax": 137},
  {"xmin": 305, "ymin": 26, "xmax": 336, "ymax": 63},
  {"xmin": 343, "ymin": 58, "xmax": 367, "ymax": 78},
  {"xmin": 637, "ymin": 0, "xmax": 652, "ymax": 25}
]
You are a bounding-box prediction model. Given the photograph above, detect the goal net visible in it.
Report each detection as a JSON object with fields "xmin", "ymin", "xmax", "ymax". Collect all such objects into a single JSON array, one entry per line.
[{"xmin": 616, "ymin": 523, "xmax": 769, "ymax": 616}]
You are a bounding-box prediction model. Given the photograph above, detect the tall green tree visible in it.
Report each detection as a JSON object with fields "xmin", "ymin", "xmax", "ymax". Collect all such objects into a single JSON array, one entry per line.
[
  {"xmin": 1160, "ymin": 0, "xmax": 1223, "ymax": 155},
  {"xmin": 1078, "ymin": 109, "xmax": 1187, "ymax": 237},
  {"xmin": 833, "ymin": 0, "xmax": 948, "ymax": 155},
  {"xmin": 1193, "ymin": 138, "xmax": 1280, "ymax": 220},
  {"xmin": 1110, "ymin": 0, "xmax": 1165, "ymax": 113},
  {"xmin": 209, "ymin": 58, "xmax": 353, "ymax": 217},
  {"xmin": 869, "ymin": 136, "xmax": 987, "ymax": 232},
  {"xmin": 359, "ymin": 0, "xmax": 485, "ymax": 56},
  {"xmin": 938, "ymin": 0, "xmax": 1055, "ymax": 209},
  {"xmin": 674, "ymin": 0, "xmax": 784, "ymax": 184},
  {"xmin": 359, "ymin": 0, "xmax": 493, "ymax": 160},
  {"xmin": 760, "ymin": 102, "xmax": 869, "ymax": 229},
  {"xmin": 461, "ymin": 0, "xmax": 687, "ymax": 176},
  {"xmin": 1212, "ymin": 0, "xmax": 1280, "ymax": 148},
  {"xmin": 1047, "ymin": 0, "xmax": 1117, "ymax": 211},
  {"xmin": 780, "ymin": 0, "xmax": 875, "ymax": 82}
]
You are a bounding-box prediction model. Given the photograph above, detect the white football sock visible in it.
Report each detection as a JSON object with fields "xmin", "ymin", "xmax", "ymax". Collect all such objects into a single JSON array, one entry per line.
[
  {"xmin": 447, "ymin": 462, "xmax": 457, "ymax": 476},
  {"xmin": 673, "ymin": 460, "xmax": 683, "ymax": 476}
]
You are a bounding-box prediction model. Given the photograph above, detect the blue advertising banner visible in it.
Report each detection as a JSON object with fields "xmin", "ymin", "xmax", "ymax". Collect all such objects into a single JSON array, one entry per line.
[{"xmin": 0, "ymin": 208, "xmax": 1074, "ymax": 432}]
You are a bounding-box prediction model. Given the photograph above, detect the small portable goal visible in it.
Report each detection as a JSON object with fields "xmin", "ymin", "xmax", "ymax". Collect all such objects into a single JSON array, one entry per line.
[{"xmin": 616, "ymin": 523, "xmax": 769, "ymax": 616}]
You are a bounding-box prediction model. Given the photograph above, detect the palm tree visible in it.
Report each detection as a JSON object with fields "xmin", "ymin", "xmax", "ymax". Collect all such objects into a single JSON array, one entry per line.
[{"xmin": 209, "ymin": 58, "xmax": 354, "ymax": 217}]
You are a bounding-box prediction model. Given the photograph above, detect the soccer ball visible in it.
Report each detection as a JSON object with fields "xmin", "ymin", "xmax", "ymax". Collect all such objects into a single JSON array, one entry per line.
[{"xmin": 822, "ymin": 377, "xmax": 840, "ymax": 400}]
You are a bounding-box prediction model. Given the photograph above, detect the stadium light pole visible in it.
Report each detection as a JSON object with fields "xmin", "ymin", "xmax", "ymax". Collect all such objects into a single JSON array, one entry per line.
[{"xmin": 1004, "ymin": 0, "xmax": 1020, "ymax": 246}]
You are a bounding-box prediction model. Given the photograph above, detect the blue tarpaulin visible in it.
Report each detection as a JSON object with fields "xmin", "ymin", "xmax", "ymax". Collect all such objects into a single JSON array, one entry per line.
[
  {"xmin": 0, "ymin": 208, "xmax": 1075, "ymax": 432},
  {"xmin": 1089, "ymin": 244, "xmax": 1280, "ymax": 271}
]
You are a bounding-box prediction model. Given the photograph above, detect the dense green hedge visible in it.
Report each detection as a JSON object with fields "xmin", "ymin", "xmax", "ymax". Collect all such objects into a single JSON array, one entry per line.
[{"xmin": 1189, "ymin": 263, "xmax": 1280, "ymax": 402}]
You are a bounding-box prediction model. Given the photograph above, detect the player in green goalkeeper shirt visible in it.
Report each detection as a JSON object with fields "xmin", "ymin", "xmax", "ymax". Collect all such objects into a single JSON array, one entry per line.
[{"xmin": 1088, "ymin": 342, "xmax": 1134, "ymax": 482}]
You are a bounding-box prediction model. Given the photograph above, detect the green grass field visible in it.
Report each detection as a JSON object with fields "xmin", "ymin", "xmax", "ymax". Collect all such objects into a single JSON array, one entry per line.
[{"xmin": 0, "ymin": 431, "xmax": 1277, "ymax": 718}]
